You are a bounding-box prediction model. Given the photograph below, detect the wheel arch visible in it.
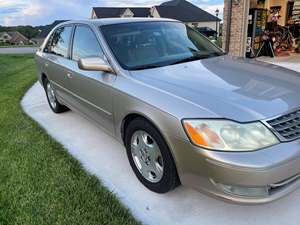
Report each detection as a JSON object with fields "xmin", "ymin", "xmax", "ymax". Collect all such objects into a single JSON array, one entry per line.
[
  {"xmin": 121, "ymin": 113, "xmax": 157, "ymax": 145},
  {"xmin": 120, "ymin": 112, "xmax": 181, "ymax": 184},
  {"xmin": 41, "ymin": 72, "xmax": 48, "ymax": 86}
]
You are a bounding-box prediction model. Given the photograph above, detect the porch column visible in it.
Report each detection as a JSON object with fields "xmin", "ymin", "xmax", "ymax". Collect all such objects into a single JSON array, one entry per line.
[{"xmin": 223, "ymin": 0, "xmax": 250, "ymax": 57}]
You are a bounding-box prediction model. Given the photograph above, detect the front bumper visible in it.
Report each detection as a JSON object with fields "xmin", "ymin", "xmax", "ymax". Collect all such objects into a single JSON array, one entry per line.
[{"xmin": 169, "ymin": 136, "xmax": 300, "ymax": 204}]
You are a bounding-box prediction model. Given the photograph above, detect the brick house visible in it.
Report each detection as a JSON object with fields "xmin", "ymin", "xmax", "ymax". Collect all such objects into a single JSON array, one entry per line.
[
  {"xmin": 0, "ymin": 31, "xmax": 29, "ymax": 45},
  {"xmin": 91, "ymin": 0, "xmax": 221, "ymax": 31},
  {"xmin": 0, "ymin": 32, "xmax": 11, "ymax": 43}
]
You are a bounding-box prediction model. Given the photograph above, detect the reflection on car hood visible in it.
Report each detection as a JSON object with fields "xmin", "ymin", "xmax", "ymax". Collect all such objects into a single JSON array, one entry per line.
[{"xmin": 129, "ymin": 56, "xmax": 300, "ymax": 122}]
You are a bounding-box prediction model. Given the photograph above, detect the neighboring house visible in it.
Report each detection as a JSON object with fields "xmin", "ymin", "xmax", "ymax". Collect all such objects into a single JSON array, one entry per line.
[
  {"xmin": 151, "ymin": 0, "xmax": 221, "ymax": 30},
  {"xmin": 0, "ymin": 31, "xmax": 29, "ymax": 45},
  {"xmin": 8, "ymin": 31, "xmax": 29, "ymax": 45},
  {"xmin": 91, "ymin": 7, "xmax": 150, "ymax": 19},
  {"xmin": 32, "ymin": 20, "xmax": 68, "ymax": 45},
  {"xmin": 30, "ymin": 36, "xmax": 44, "ymax": 46},
  {"xmin": 91, "ymin": 0, "xmax": 221, "ymax": 31},
  {"xmin": 0, "ymin": 32, "xmax": 11, "ymax": 43}
]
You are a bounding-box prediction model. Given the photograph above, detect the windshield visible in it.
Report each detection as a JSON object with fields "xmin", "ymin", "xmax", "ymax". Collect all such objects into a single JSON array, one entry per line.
[{"xmin": 100, "ymin": 21, "xmax": 224, "ymax": 70}]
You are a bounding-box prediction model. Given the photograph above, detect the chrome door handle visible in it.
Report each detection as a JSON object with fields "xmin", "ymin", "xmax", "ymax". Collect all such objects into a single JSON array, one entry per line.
[{"xmin": 66, "ymin": 72, "xmax": 73, "ymax": 79}]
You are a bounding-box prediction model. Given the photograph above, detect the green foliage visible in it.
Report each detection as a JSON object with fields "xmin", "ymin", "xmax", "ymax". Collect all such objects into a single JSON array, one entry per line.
[
  {"xmin": 0, "ymin": 54, "xmax": 140, "ymax": 225},
  {"xmin": 209, "ymin": 36, "xmax": 223, "ymax": 48},
  {"xmin": 0, "ymin": 41, "xmax": 10, "ymax": 46}
]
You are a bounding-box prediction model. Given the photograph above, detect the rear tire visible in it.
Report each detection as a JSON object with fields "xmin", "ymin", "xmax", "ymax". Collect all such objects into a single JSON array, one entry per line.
[
  {"xmin": 43, "ymin": 78, "xmax": 69, "ymax": 113},
  {"xmin": 125, "ymin": 117, "xmax": 180, "ymax": 193}
]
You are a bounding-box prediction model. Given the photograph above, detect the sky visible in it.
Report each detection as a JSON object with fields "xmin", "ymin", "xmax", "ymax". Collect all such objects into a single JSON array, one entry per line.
[{"xmin": 0, "ymin": 0, "xmax": 224, "ymax": 26}]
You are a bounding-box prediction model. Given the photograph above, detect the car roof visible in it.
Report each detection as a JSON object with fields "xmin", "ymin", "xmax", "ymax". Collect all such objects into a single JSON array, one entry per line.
[{"xmin": 60, "ymin": 17, "xmax": 179, "ymax": 27}]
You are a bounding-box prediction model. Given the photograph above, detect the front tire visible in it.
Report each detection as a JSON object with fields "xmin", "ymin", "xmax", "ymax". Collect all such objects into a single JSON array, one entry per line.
[
  {"xmin": 43, "ymin": 78, "xmax": 69, "ymax": 113},
  {"xmin": 125, "ymin": 117, "xmax": 180, "ymax": 193}
]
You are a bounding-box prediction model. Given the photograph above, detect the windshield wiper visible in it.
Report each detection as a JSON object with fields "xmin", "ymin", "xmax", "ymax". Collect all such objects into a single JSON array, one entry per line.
[
  {"xmin": 170, "ymin": 55, "xmax": 207, "ymax": 65},
  {"xmin": 129, "ymin": 52, "xmax": 226, "ymax": 70},
  {"xmin": 130, "ymin": 64, "xmax": 162, "ymax": 71},
  {"xmin": 170, "ymin": 52, "xmax": 224, "ymax": 66}
]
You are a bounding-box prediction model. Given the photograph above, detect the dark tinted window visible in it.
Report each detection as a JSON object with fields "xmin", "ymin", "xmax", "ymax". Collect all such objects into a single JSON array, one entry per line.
[
  {"xmin": 101, "ymin": 22, "xmax": 223, "ymax": 70},
  {"xmin": 72, "ymin": 26, "xmax": 104, "ymax": 61},
  {"xmin": 45, "ymin": 26, "xmax": 72, "ymax": 58}
]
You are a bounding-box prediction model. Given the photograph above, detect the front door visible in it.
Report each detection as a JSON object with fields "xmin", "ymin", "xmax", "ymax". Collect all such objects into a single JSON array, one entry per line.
[{"xmin": 65, "ymin": 25, "xmax": 116, "ymax": 135}]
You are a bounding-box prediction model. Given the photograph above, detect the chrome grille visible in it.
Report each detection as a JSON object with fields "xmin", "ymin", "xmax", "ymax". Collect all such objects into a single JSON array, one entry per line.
[{"xmin": 266, "ymin": 109, "xmax": 300, "ymax": 141}]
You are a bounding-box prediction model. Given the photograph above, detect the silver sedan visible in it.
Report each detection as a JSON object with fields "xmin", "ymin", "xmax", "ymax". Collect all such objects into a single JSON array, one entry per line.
[{"xmin": 35, "ymin": 18, "xmax": 300, "ymax": 204}]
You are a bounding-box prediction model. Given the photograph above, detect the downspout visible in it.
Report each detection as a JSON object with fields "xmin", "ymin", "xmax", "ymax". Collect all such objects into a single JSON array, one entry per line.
[{"xmin": 225, "ymin": 0, "xmax": 233, "ymax": 53}]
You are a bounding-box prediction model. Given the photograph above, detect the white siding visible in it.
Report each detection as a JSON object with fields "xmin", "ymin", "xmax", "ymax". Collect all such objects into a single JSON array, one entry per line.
[
  {"xmin": 91, "ymin": 9, "xmax": 97, "ymax": 19},
  {"xmin": 151, "ymin": 7, "xmax": 161, "ymax": 18},
  {"xmin": 121, "ymin": 8, "xmax": 134, "ymax": 17}
]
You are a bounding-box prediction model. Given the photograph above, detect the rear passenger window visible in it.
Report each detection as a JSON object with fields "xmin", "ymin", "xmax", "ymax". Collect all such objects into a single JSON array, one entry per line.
[
  {"xmin": 72, "ymin": 26, "xmax": 104, "ymax": 61},
  {"xmin": 45, "ymin": 26, "xmax": 72, "ymax": 58}
]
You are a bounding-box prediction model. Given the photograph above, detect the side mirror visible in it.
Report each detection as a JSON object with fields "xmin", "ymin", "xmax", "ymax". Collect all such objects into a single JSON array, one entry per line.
[{"xmin": 78, "ymin": 57, "xmax": 115, "ymax": 73}]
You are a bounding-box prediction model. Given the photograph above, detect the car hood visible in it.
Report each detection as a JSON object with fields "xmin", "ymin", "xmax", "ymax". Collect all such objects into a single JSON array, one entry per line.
[{"xmin": 129, "ymin": 56, "xmax": 300, "ymax": 122}]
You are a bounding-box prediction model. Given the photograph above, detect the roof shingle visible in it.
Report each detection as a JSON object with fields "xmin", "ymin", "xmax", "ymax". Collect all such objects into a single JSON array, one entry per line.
[
  {"xmin": 156, "ymin": 0, "xmax": 221, "ymax": 22},
  {"xmin": 92, "ymin": 0, "xmax": 220, "ymax": 22},
  {"xmin": 92, "ymin": 7, "xmax": 150, "ymax": 18}
]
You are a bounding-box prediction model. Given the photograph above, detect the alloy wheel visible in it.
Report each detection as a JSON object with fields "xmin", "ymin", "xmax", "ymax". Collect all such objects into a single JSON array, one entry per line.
[
  {"xmin": 46, "ymin": 82, "xmax": 57, "ymax": 109},
  {"xmin": 130, "ymin": 130, "xmax": 164, "ymax": 183}
]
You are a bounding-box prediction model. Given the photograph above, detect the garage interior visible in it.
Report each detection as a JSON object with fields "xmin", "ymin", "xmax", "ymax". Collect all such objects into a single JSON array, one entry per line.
[{"xmin": 246, "ymin": 0, "xmax": 300, "ymax": 60}]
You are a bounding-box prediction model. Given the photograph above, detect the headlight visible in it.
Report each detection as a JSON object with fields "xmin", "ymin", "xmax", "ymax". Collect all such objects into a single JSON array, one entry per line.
[{"xmin": 182, "ymin": 119, "xmax": 279, "ymax": 151}]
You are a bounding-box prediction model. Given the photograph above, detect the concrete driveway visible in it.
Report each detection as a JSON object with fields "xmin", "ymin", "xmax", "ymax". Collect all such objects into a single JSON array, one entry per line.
[
  {"xmin": 257, "ymin": 54, "xmax": 300, "ymax": 72},
  {"xmin": 0, "ymin": 47, "xmax": 38, "ymax": 54},
  {"xmin": 22, "ymin": 83, "xmax": 300, "ymax": 225}
]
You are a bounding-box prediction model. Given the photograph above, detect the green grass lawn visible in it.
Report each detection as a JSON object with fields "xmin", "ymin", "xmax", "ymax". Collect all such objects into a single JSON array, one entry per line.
[{"xmin": 0, "ymin": 54, "xmax": 140, "ymax": 225}]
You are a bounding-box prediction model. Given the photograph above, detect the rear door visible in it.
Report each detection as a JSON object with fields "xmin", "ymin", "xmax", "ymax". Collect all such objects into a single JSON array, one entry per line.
[
  {"xmin": 42, "ymin": 25, "xmax": 74, "ymax": 105},
  {"xmin": 66, "ymin": 24, "xmax": 116, "ymax": 134}
]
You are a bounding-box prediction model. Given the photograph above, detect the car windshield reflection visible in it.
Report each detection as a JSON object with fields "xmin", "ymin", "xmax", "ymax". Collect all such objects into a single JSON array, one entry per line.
[{"xmin": 100, "ymin": 21, "xmax": 224, "ymax": 70}]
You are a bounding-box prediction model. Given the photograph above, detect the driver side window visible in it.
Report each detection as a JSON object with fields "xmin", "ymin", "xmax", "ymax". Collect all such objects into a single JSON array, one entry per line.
[{"xmin": 72, "ymin": 25, "xmax": 104, "ymax": 61}]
